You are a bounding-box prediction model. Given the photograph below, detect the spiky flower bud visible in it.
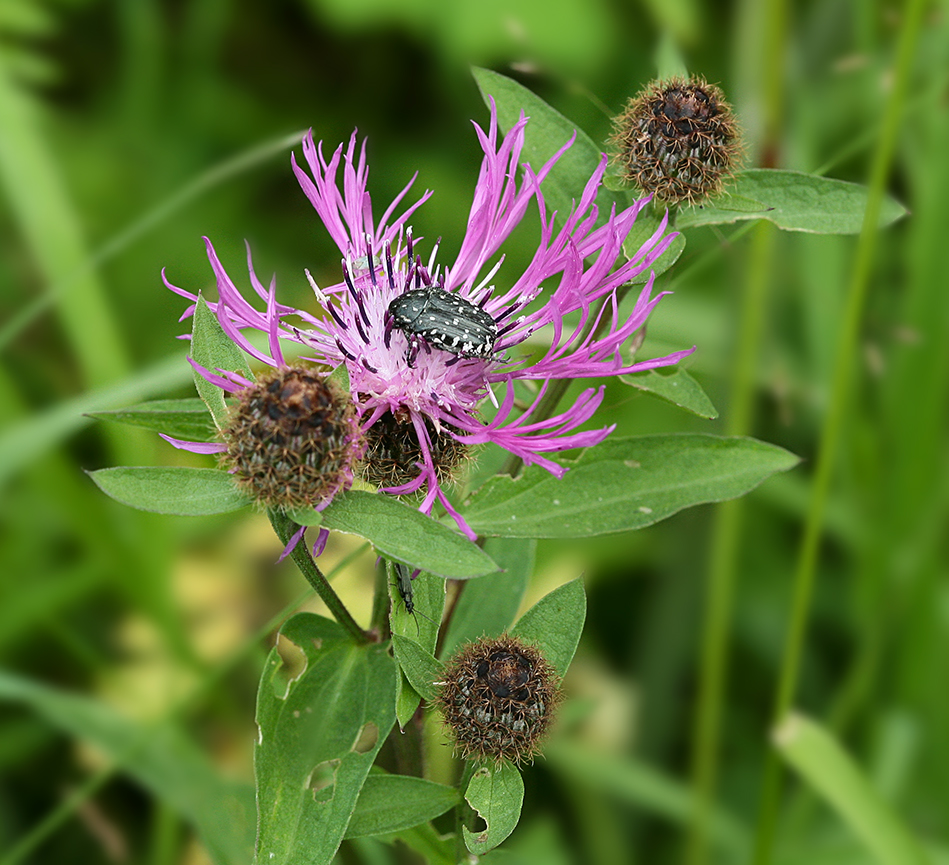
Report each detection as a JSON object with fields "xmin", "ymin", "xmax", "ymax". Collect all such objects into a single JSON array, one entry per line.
[
  {"xmin": 360, "ymin": 410, "xmax": 468, "ymax": 489},
  {"xmin": 610, "ymin": 76, "xmax": 741, "ymax": 206},
  {"xmin": 437, "ymin": 635, "xmax": 562, "ymax": 765},
  {"xmin": 221, "ymin": 365, "xmax": 361, "ymax": 509}
]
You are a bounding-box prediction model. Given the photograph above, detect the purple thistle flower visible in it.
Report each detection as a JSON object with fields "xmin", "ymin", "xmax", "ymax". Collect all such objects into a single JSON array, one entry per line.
[{"xmin": 164, "ymin": 101, "xmax": 693, "ymax": 541}]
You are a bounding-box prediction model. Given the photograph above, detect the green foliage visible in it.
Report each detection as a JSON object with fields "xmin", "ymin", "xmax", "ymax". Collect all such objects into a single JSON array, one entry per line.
[
  {"xmin": 87, "ymin": 466, "xmax": 251, "ymax": 515},
  {"xmin": 1, "ymin": 3, "xmax": 943, "ymax": 864},
  {"xmin": 510, "ymin": 577, "xmax": 585, "ymax": 677},
  {"xmin": 620, "ymin": 368, "xmax": 719, "ymax": 419},
  {"xmin": 322, "ymin": 490, "xmax": 499, "ymax": 579},
  {"xmin": 677, "ymin": 170, "xmax": 908, "ymax": 234},
  {"xmin": 345, "ymin": 773, "xmax": 460, "ymax": 838},
  {"xmin": 254, "ymin": 613, "xmax": 396, "ymax": 865},
  {"xmin": 87, "ymin": 398, "xmax": 218, "ymax": 441},
  {"xmin": 440, "ymin": 537, "xmax": 534, "ymax": 657},
  {"xmin": 472, "ymin": 66, "xmax": 626, "ymax": 228},
  {"xmin": 462, "ymin": 434, "xmax": 800, "ymax": 537},
  {"xmin": 463, "ymin": 761, "xmax": 525, "ymax": 855}
]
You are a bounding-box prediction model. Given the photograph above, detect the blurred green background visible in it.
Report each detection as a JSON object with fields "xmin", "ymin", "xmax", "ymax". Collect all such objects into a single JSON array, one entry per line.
[{"xmin": 1, "ymin": 0, "xmax": 946, "ymax": 863}]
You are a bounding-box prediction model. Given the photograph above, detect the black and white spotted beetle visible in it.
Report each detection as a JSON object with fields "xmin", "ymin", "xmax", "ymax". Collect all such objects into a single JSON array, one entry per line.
[{"xmin": 387, "ymin": 286, "xmax": 499, "ymax": 367}]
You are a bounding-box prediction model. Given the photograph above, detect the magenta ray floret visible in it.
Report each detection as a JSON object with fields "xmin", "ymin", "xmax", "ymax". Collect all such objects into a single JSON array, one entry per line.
[{"xmin": 164, "ymin": 101, "xmax": 694, "ymax": 539}]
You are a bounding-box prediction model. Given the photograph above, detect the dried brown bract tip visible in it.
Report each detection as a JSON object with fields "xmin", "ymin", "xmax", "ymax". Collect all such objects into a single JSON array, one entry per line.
[
  {"xmin": 610, "ymin": 76, "xmax": 742, "ymax": 206},
  {"xmin": 437, "ymin": 635, "xmax": 562, "ymax": 765},
  {"xmin": 221, "ymin": 365, "xmax": 361, "ymax": 509}
]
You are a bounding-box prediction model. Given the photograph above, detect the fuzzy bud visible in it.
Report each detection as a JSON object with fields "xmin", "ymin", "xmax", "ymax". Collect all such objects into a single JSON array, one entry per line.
[
  {"xmin": 437, "ymin": 635, "xmax": 562, "ymax": 765},
  {"xmin": 221, "ymin": 365, "xmax": 361, "ymax": 509},
  {"xmin": 611, "ymin": 76, "xmax": 741, "ymax": 206}
]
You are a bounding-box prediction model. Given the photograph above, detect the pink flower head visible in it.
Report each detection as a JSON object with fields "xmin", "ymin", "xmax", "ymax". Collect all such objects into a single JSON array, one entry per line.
[{"xmin": 165, "ymin": 100, "xmax": 693, "ymax": 540}]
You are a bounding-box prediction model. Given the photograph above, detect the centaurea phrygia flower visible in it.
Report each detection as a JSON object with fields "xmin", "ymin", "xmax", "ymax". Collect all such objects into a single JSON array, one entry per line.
[{"xmin": 164, "ymin": 100, "xmax": 694, "ymax": 540}]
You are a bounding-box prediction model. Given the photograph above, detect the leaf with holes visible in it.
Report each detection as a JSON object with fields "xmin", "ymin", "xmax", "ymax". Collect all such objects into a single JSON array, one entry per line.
[
  {"xmin": 255, "ymin": 613, "xmax": 397, "ymax": 865},
  {"xmin": 463, "ymin": 761, "xmax": 525, "ymax": 855}
]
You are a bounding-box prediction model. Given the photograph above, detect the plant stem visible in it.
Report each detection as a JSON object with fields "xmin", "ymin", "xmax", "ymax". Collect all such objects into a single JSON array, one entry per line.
[
  {"xmin": 750, "ymin": 1, "xmax": 926, "ymax": 861},
  {"xmin": 268, "ymin": 509, "xmax": 372, "ymax": 644}
]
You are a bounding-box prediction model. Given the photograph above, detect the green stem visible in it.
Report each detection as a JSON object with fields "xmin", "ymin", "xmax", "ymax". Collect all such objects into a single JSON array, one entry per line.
[
  {"xmin": 268, "ymin": 509, "xmax": 372, "ymax": 644},
  {"xmin": 686, "ymin": 222, "xmax": 775, "ymax": 865},
  {"xmin": 750, "ymin": 1, "xmax": 927, "ymax": 862}
]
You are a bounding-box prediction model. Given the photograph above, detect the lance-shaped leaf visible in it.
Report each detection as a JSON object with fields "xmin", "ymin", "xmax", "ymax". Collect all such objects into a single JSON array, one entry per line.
[
  {"xmin": 472, "ymin": 66, "xmax": 628, "ymax": 228},
  {"xmin": 255, "ymin": 613, "xmax": 397, "ymax": 865},
  {"xmin": 88, "ymin": 398, "xmax": 218, "ymax": 441},
  {"xmin": 88, "ymin": 466, "xmax": 251, "ymax": 515},
  {"xmin": 344, "ymin": 773, "xmax": 460, "ymax": 838},
  {"xmin": 321, "ymin": 490, "xmax": 498, "ymax": 579},
  {"xmin": 462, "ymin": 434, "xmax": 799, "ymax": 538},
  {"xmin": 677, "ymin": 169, "xmax": 907, "ymax": 234}
]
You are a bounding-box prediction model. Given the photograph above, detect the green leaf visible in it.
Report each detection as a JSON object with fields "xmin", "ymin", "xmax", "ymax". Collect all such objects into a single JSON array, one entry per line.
[
  {"xmin": 345, "ymin": 773, "xmax": 460, "ymax": 838},
  {"xmin": 284, "ymin": 505, "xmax": 324, "ymax": 527},
  {"xmin": 190, "ymin": 294, "xmax": 253, "ymax": 429},
  {"xmin": 676, "ymin": 169, "xmax": 908, "ymax": 234},
  {"xmin": 463, "ymin": 761, "xmax": 525, "ymax": 855},
  {"xmin": 255, "ymin": 613, "xmax": 397, "ymax": 865},
  {"xmin": 462, "ymin": 434, "xmax": 800, "ymax": 538},
  {"xmin": 510, "ymin": 578, "xmax": 585, "ymax": 678},
  {"xmin": 472, "ymin": 66, "xmax": 628, "ymax": 229},
  {"xmin": 440, "ymin": 537, "xmax": 535, "ymax": 659},
  {"xmin": 774, "ymin": 713, "xmax": 931, "ymax": 865},
  {"xmin": 620, "ymin": 368, "xmax": 719, "ymax": 419},
  {"xmin": 623, "ymin": 210, "xmax": 686, "ymax": 283},
  {"xmin": 88, "ymin": 467, "xmax": 251, "ymax": 516},
  {"xmin": 391, "ymin": 634, "xmax": 444, "ymax": 704},
  {"xmin": 0, "ymin": 671, "xmax": 255, "ymax": 865},
  {"xmin": 87, "ymin": 398, "xmax": 218, "ymax": 441},
  {"xmin": 321, "ymin": 490, "xmax": 499, "ymax": 579},
  {"xmin": 389, "ymin": 566, "xmax": 445, "ymax": 726}
]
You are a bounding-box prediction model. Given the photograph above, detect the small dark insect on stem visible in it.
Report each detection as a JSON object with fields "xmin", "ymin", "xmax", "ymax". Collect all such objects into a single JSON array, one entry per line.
[{"xmin": 268, "ymin": 509, "xmax": 373, "ymax": 645}]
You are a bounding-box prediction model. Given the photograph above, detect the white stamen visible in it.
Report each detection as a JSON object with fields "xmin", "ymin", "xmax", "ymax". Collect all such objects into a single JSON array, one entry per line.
[
  {"xmin": 426, "ymin": 237, "xmax": 440, "ymax": 273},
  {"xmin": 474, "ymin": 256, "xmax": 504, "ymax": 293},
  {"xmin": 304, "ymin": 268, "xmax": 329, "ymax": 304},
  {"xmin": 486, "ymin": 382, "xmax": 499, "ymax": 409}
]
